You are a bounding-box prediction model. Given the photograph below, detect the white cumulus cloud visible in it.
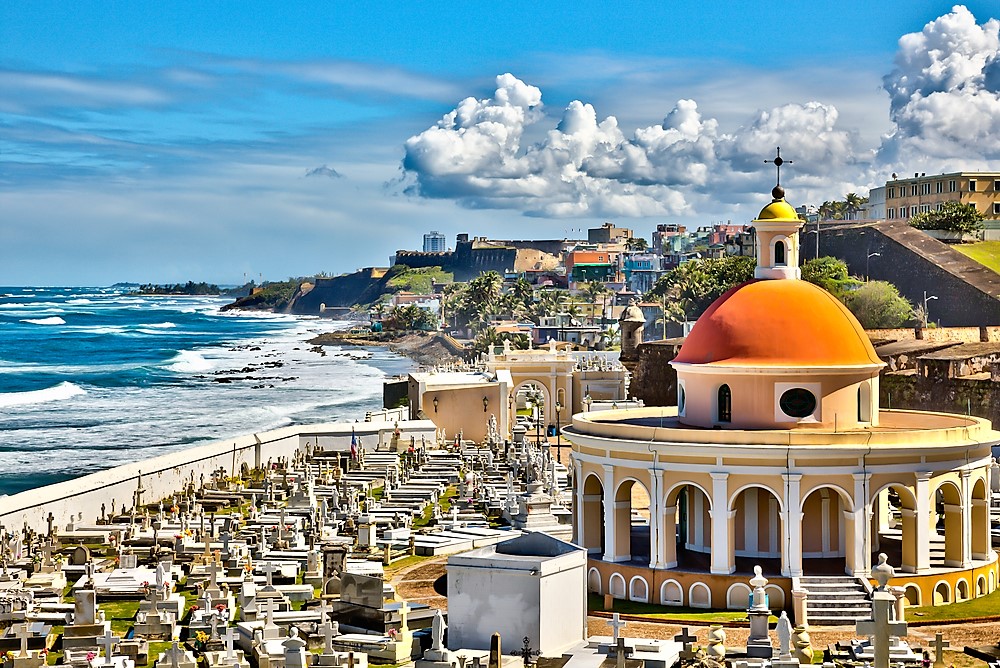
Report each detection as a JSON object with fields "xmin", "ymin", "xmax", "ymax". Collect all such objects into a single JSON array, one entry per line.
[
  {"xmin": 877, "ymin": 5, "xmax": 1000, "ymax": 172},
  {"xmin": 402, "ymin": 73, "xmax": 865, "ymax": 218}
]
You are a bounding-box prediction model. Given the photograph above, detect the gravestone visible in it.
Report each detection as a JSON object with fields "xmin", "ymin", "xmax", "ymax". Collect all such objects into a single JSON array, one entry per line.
[{"xmin": 340, "ymin": 573, "xmax": 383, "ymax": 609}]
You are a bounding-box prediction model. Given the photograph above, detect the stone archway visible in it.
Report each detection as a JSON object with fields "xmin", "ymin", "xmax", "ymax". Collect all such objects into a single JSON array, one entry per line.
[
  {"xmin": 801, "ymin": 485, "xmax": 851, "ymax": 575},
  {"xmin": 665, "ymin": 482, "xmax": 712, "ymax": 570},
  {"xmin": 871, "ymin": 483, "xmax": 918, "ymax": 573},
  {"xmin": 731, "ymin": 485, "xmax": 783, "ymax": 574},
  {"xmin": 934, "ymin": 481, "xmax": 965, "ymax": 567},
  {"xmin": 580, "ymin": 474, "xmax": 605, "ymax": 556},
  {"xmin": 614, "ymin": 478, "xmax": 652, "ymax": 566},
  {"xmin": 971, "ymin": 478, "xmax": 989, "ymax": 561},
  {"xmin": 514, "ymin": 381, "xmax": 549, "ymax": 443}
]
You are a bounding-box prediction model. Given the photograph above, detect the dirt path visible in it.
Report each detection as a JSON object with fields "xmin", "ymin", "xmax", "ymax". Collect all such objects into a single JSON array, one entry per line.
[{"xmin": 389, "ymin": 555, "xmax": 449, "ymax": 610}]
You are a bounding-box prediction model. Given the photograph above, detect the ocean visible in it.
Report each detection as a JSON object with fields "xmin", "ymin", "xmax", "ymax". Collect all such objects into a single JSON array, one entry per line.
[{"xmin": 0, "ymin": 286, "xmax": 413, "ymax": 496}]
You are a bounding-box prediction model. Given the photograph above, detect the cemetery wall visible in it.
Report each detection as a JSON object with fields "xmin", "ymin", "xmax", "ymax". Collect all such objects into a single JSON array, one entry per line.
[{"xmin": 0, "ymin": 416, "xmax": 434, "ymax": 534}]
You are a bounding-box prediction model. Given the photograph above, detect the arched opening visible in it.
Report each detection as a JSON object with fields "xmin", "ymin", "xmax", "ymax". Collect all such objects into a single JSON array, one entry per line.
[
  {"xmin": 774, "ymin": 239, "xmax": 786, "ymax": 266},
  {"xmin": 801, "ymin": 486, "xmax": 849, "ymax": 575},
  {"xmin": 765, "ymin": 585, "xmax": 786, "ymax": 611},
  {"xmin": 581, "ymin": 474, "xmax": 605, "ymax": 556},
  {"xmin": 991, "ymin": 570, "xmax": 996, "ymax": 593},
  {"xmin": 717, "ymin": 385, "xmax": 732, "ymax": 423},
  {"xmin": 971, "ymin": 478, "xmax": 989, "ymax": 560},
  {"xmin": 933, "ymin": 581, "xmax": 951, "ymax": 606},
  {"xmin": 609, "ymin": 573, "xmax": 626, "ymax": 599},
  {"xmin": 689, "ymin": 582, "xmax": 711, "ymax": 609},
  {"xmin": 732, "ymin": 485, "xmax": 783, "ymax": 574},
  {"xmin": 666, "ymin": 483, "xmax": 712, "ymax": 571},
  {"xmin": 660, "ymin": 580, "xmax": 683, "ymax": 606},
  {"xmin": 628, "ymin": 576, "xmax": 648, "ymax": 603},
  {"xmin": 614, "ymin": 479, "xmax": 651, "ymax": 566},
  {"xmin": 934, "ymin": 481, "xmax": 965, "ymax": 567},
  {"xmin": 956, "ymin": 579, "xmax": 969, "ymax": 602},
  {"xmin": 977, "ymin": 575, "xmax": 986, "ymax": 597},
  {"xmin": 904, "ymin": 584, "xmax": 921, "ymax": 606},
  {"xmin": 587, "ymin": 568, "xmax": 602, "ymax": 595},
  {"xmin": 871, "ymin": 484, "xmax": 918, "ymax": 574},
  {"xmin": 514, "ymin": 382, "xmax": 548, "ymax": 444},
  {"xmin": 726, "ymin": 583, "xmax": 751, "ymax": 610}
]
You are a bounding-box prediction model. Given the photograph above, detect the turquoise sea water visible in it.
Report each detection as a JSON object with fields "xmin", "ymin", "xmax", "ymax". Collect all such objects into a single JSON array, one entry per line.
[{"xmin": 0, "ymin": 287, "xmax": 412, "ymax": 496}]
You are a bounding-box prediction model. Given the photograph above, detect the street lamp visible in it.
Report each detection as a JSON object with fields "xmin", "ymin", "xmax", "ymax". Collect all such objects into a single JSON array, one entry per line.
[
  {"xmin": 555, "ymin": 401, "xmax": 563, "ymax": 463},
  {"xmin": 923, "ymin": 291, "xmax": 938, "ymax": 328},
  {"xmin": 866, "ymin": 252, "xmax": 881, "ymax": 281},
  {"xmin": 583, "ymin": 392, "xmax": 593, "ymax": 412},
  {"xmin": 806, "ymin": 229, "xmax": 819, "ymax": 260}
]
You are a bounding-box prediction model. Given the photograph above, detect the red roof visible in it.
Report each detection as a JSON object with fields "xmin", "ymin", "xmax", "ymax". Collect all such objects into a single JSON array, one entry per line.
[{"xmin": 672, "ymin": 280, "xmax": 881, "ymax": 367}]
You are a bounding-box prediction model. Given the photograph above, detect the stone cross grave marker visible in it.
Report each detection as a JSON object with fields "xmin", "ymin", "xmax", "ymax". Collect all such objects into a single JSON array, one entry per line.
[
  {"xmin": 319, "ymin": 618, "xmax": 339, "ymax": 655},
  {"xmin": 856, "ymin": 592, "xmax": 907, "ymax": 668},
  {"xmin": 510, "ymin": 636, "xmax": 540, "ymax": 668},
  {"xmin": 263, "ymin": 597, "xmax": 277, "ymax": 627},
  {"xmin": 14, "ymin": 622, "xmax": 31, "ymax": 658},
  {"xmin": 614, "ymin": 637, "xmax": 633, "ymax": 668},
  {"xmin": 930, "ymin": 632, "xmax": 950, "ymax": 668},
  {"xmin": 608, "ymin": 612, "xmax": 626, "ymax": 643},
  {"xmin": 223, "ymin": 626, "xmax": 237, "ymax": 660},
  {"xmin": 261, "ymin": 561, "xmax": 279, "ymax": 587},
  {"xmin": 673, "ymin": 627, "xmax": 697, "ymax": 660},
  {"xmin": 100, "ymin": 628, "xmax": 121, "ymax": 666}
]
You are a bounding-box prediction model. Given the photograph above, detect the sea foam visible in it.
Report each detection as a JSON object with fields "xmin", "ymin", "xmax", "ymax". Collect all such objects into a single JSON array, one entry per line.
[
  {"xmin": 20, "ymin": 316, "xmax": 66, "ymax": 325},
  {"xmin": 0, "ymin": 382, "xmax": 86, "ymax": 408},
  {"xmin": 166, "ymin": 350, "xmax": 213, "ymax": 373}
]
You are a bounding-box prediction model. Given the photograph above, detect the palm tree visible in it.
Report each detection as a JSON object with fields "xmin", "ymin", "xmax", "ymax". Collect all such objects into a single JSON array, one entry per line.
[
  {"xmin": 845, "ymin": 192, "xmax": 867, "ymax": 220},
  {"xmin": 625, "ymin": 237, "xmax": 649, "ymax": 252}
]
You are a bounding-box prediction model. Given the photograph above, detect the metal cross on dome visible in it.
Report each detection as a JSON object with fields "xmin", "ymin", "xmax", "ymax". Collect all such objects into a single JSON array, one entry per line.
[{"xmin": 765, "ymin": 147, "xmax": 793, "ymax": 187}]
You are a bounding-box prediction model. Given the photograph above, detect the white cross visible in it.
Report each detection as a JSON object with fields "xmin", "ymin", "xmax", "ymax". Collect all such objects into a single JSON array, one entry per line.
[
  {"xmin": 608, "ymin": 613, "xmax": 627, "ymax": 643},
  {"xmin": 100, "ymin": 628, "xmax": 121, "ymax": 665},
  {"xmin": 168, "ymin": 640, "xmax": 183, "ymax": 668},
  {"xmin": 397, "ymin": 600, "xmax": 410, "ymax": 634},
  {"xmin": 207, "ymin": 561, "xmax": 221, "ymax": 588},
  {"xmin": 223, "ymin": 626, "xmax": 237, "ymax": 660},
  {"xmin": 13, "ymin": 622, "xmax": 31, "ymax": 658},
  {"xmin": 263, "ymin": 597, "xmax": 277, "ymax": 627},
  {"xmin": 319, "ymin": 619, "xmax": 338, "ymax": 655},
  {"xmin": 856, "ymin": 593, "xmax": 907, "ymax": 668},
  {"xmin": 931, "ymin": 632, "xmax": 950, "ymax": 668},
  {"xmin": 261, "ymin": 561, "xmax": 279, "ymax": 587}
]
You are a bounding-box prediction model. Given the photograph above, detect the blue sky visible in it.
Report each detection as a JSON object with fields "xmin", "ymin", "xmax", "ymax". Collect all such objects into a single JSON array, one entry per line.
[{"xmin": 2, "ymin": 1, "xmax": 1000, "ymax": 284}]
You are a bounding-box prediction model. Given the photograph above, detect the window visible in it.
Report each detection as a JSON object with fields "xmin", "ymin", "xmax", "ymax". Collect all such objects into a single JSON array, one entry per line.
[
  {"xmin": 888, "ymin": 187, "xmax": 895, "ymax": 199},
  {"xmin": 888, "ymin": 208, "xmax": 895, "ymax": 219},
  {"xmin": 779, "ymin": 388, "xmax": 817, "ymax": 418},
  {"xmin": 857, "ymin": 384, "xmax": 871, "ymax": 422},
  {"xmin": 995, "ymin": 180, "xmax": 1000, "ymax": 192},
  {"xmin": 911, "ymin": 184, "xmax": 918, "ymax": 196},
  {"xmin": 994, "ymin": 202, "xmax": 1000, "ymax": 215},
  {"xmin": 910, "ymin": 206, "xmax": 918, "ymax": 217},
  {"xmin": 937, "ymin": 181, "xmax": 944, "ymax": 194},
  {"xmin": 920, "ymin": 204, "xmax": 931, "ymax": 213},
  {"xmin": 970, "ymin": 179, "xmax": 977, "ymax": 192},
  {"xmin": 949, "ymin": 179, "xmax": 957, "ymax": 192},
  {"xmin": 774, "ymin": 240, "xmax": 786, "ymax": 265},
  {"xmin": 677, "ymin": 383, "xmax": 686, "ymax": 416},
  {"xmin": 717, "ymin": 385, "xmax": 732, "ymax": 423},
  {"xmin": 937, "ymin": 203, "xmax": 944, "ymax": 211}
]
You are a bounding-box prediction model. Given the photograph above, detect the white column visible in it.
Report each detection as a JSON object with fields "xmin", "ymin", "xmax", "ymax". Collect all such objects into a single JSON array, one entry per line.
[
  {"xmin": 573, "ymin": 459, "xmax": 584, "ymax": 545},
  {"xmin": 914, "ymin": 473, "xmax": 932, "ymax": 574},
  {"xmin": 961, "ymin": 469, "xmax": 973, "ymax": 567},
  {"xmin": 851, "ymin": 472, "xmax": 871, "ymax": 576},
  {"xmin": 709, "ymin": 472, "xmax": 734, "ymax": 574},
  {"xmin": 783, "ymin": 473, "xmax": 803, "ymax": 577},
  {"xmin": 650, "ymin": 469, "xmax": 664, "ymax": 568},
  {"xmin": 602, "ymin": 464, "xmax": 616, "ymax": 562}
]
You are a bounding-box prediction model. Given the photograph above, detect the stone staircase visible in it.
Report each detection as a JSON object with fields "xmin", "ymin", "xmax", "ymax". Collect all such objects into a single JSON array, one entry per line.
[{"xmin": 800, "ymin": 575, "xmax": 872, "ymax": 626}]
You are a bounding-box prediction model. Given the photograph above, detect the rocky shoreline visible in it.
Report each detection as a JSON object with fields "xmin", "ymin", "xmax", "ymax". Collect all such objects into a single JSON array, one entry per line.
[{"xmin": 307, "ymin": 330, "xmax": 463, "ymax": 367}]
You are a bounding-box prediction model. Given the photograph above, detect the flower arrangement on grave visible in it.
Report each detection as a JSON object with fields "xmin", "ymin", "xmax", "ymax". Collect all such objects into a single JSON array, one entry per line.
[
  {"xmin": 86, "ymin": 651, "xmax": 97, "ymax": 667},
  {"xmin": 141, "ymin": 580, "xmax": 151, "ymax": 595},
  {"xmin": 194, "ymin": 631, "xmax": 209, "ymax": 651},
  {"xmin": 387, "ymin": 628, "xmax": 398, "ymax": 640},
  {"xmin": 215, "ymin": 603, "xmax": 226, "ymax": 613}
]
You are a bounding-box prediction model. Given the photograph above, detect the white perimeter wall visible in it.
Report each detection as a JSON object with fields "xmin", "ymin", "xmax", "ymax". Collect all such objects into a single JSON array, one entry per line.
[{"xmin": 0, "ymin": 413, "xmax": 436, "ymax": 534}]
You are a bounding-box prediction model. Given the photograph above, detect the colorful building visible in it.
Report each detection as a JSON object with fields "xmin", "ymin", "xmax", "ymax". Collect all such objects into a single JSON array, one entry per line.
[{"xmin": 566, "ymin": 185, "xmax": 999, "ymax": 616}]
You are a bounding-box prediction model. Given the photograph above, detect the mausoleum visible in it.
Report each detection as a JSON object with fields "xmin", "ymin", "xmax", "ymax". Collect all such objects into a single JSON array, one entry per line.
[{"xmin": 565, "ymin": 184, "xmax": 1000, "ymax": 615}]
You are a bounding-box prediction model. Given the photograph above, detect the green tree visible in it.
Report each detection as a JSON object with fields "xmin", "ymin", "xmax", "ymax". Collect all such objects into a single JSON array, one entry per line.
[
  {"xmin": 843, "ymin": 281, "xmax": 913, "ymax": 328},
  {"xmin": 645, "ymin": 255, "xmax": 755, "ymax": 320},
  {"xmin": 909, "ymin": 201, "xmax": 984, "ymax": 234},
  {"xmin": 625, "ymin": 237, "xmax": 649, "ymax": 252},
  {"xmin": 471, "ymin": 327, "xmax": 530, "ymax": 356},
  {"xmin": 801, "ymin": 257, "xmax": 859, "ymax": 298}
]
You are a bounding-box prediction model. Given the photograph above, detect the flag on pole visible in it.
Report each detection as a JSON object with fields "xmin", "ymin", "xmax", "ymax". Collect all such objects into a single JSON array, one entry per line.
[{"xmin": 350, "ymin": 428, "xmax": 358, "ymax": 460}]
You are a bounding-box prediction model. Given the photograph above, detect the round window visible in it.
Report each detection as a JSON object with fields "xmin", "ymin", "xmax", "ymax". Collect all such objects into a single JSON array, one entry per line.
[
  {"xmin": 678, "ymin": 385, "xmax": 686, "ymax": 413},
  {"xmin": 779, "ymin": 388, "xmax": 816, "ymax": 418}
]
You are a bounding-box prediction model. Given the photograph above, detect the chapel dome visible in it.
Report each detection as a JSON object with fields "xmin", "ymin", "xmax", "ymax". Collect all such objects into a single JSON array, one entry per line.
[{"xmin": 671, "ymin": 279, "xmax": 881, "ymax": 367}]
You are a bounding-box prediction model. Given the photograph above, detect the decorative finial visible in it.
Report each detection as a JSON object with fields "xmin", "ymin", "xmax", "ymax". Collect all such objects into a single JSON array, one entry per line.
[{"xmin": 764, "ymin": 147, "xmax": 792, "ymax": 197}]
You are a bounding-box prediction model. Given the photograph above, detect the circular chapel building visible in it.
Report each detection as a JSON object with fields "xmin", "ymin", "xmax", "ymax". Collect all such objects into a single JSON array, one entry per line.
[{"xmin": 565, "ymin": 187, "xmax": 999, "ymax": 614}]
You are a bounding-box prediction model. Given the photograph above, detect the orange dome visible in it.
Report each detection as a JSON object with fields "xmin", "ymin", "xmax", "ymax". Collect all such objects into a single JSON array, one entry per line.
[{"xmin": 672, "ymin": 280, "xmax": 881, "ymax": 367}]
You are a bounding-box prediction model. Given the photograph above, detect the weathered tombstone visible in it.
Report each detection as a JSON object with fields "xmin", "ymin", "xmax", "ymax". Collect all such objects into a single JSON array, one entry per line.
[{"xmin": 856, "ymin": 591, "xmax": 907, "ymax": 668}]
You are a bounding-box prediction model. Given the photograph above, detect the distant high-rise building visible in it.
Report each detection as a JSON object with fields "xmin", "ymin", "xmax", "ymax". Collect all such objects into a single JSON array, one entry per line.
[{"xmin": 423, "ymin": 230, "xmax": 448, "ymax": 253}]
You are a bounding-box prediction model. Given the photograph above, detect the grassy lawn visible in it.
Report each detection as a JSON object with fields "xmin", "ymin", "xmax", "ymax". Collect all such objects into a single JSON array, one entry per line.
[
  {"xmin": 587, "ymin": 594, "xmax": 773, "ymax": 624},
  {"xmin": 384, "ymin": 554, "xmax": 429, "ymax": 575},
  {"xmin": 907, "ymin": 586, "xmax": 1000, "ymax": 621},
  {"xmin": 953, "ymin": 241, "xmax": 1000, "ymax": 274},
  {"xmin": 101, "ymin": 599, "xmax": 140, "ymax": 634}
]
